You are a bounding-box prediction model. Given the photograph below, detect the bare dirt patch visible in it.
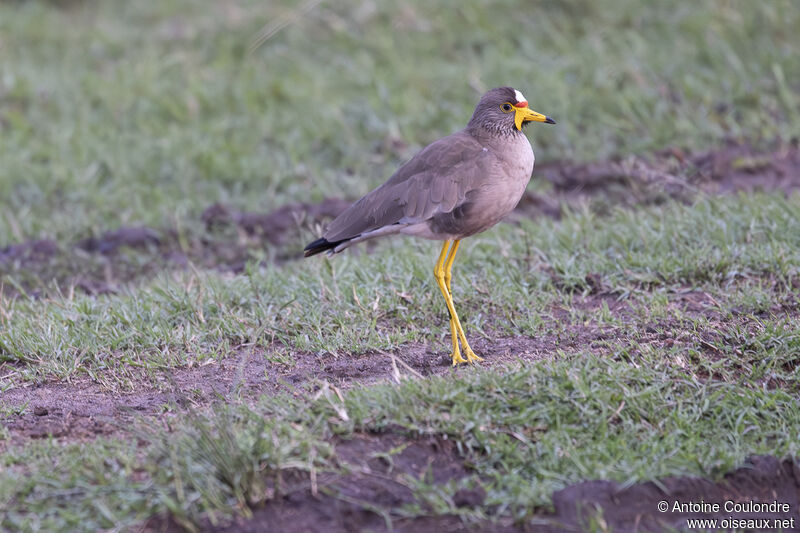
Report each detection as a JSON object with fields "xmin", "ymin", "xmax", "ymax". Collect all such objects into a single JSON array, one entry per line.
[
  {"xmin": 0, "ymin": 332, "xmax": 555, "ymax": 450},
  {"xmin": 544, "ymin": 454, "xmax": 800, "ymax": 533},
  {"xmin": 0, "ymin": 198, "xmax": 350, "ymax": 297},
  {"xmin": 211, "ymin": 434, "xmax": 492, "ymax": 533}
]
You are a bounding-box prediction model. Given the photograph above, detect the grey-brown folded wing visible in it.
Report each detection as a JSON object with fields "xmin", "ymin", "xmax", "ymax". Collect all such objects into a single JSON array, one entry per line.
[{"xmin": 324, "ymin": 131, "xmax": 494, "ymax": 242}]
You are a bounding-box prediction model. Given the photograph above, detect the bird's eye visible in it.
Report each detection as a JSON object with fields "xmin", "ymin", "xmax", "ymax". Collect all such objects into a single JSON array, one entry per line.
[{"xmin": 500, "ymin": 103, "xmax": 513, "ymax": 113}]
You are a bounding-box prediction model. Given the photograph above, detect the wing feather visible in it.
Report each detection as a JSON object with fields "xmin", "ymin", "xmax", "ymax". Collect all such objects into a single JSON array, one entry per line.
[
  {"xmin": 324, "ymin": 131, "xmax": 494, "ymax": 242},
  {"xmin": 430, "ymin": 175, "xmax": 446, "ymax": 204}
]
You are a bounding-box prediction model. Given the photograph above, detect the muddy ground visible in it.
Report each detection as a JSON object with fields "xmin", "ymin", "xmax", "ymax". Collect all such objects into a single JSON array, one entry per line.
[{"xmin": 2, "ymin": 142, "xmax": 800, "ymax": 532}]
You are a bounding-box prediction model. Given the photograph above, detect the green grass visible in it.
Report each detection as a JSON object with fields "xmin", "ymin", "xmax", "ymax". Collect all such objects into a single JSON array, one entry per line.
[{"xmin": 0, "ymin": 0, "xmax": 798, "ymax": 245}]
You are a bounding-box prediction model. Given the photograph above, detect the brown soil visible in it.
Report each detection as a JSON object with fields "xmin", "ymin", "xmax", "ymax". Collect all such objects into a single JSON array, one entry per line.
[
  {"xmin": 0, "ymin": 198, "xmax": 350, "ymax": 297},
  {"xmin": 544, "ymin": 454, "xmax": 800, "ymax": 533},
  {"xmin": 170, "ymin": 433, "xmax": 502, "ymax": 533},
  {"xmin": 0, "ymin": 332, "xmax": 555, "ymax": 450}
]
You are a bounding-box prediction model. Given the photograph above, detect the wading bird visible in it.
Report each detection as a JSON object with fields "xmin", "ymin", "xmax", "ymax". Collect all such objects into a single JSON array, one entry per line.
[{"xmin": 304, "ymin": 87, "xmax": 555, "ymax": 365}]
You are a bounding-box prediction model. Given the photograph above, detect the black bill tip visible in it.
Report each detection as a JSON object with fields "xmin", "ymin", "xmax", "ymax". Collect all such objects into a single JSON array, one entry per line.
[{"xmin": 544, "ymin": 116, "xmax": 556, "ymax": 125}]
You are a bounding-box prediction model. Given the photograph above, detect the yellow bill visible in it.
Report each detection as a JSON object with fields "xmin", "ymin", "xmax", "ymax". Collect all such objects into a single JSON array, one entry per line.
[{"xmin": 514, "ymin": 105, "xmax": 556, "ymax": 130}]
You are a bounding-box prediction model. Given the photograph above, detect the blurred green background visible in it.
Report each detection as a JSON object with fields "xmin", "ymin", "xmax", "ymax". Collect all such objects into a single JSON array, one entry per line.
[{"xmin": 0, "ymin": 0, "xmax": 798, "ymax": 244}]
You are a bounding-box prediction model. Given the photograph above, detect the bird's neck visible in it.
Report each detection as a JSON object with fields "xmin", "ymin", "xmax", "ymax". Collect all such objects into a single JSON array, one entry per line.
[
  {"xmin": 466, "ymin": 124, "xmax": 534, "ymax": 167},
  {"xmin": 466, "ymin": 122, "xmax": 523, "ymax": 142}
]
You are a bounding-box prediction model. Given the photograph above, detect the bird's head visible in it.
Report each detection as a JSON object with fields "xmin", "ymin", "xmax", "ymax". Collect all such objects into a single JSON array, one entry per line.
[{"xmin": 468, "ymin": 87, "xmax": 555, "ymax": 136}]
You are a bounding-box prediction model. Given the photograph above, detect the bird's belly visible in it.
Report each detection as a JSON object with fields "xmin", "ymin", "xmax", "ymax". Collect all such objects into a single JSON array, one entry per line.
[
  {"xmin": 423, "ymin": 167, "xmax": 532, "ymax": 240},
  {"xmin": 469, "ymin": 178, "xmax": 529, "ymax": 230}
]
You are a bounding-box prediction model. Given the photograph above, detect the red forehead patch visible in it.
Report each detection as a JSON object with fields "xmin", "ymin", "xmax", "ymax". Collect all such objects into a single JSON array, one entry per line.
[{"xmin": 514, "ymin": 101, "xmax": 528, "ymax": 108}]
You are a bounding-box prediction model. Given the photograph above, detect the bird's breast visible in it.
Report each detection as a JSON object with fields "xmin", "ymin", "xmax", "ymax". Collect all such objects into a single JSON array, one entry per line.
[
  {"xmin": 439, "ymin": 136, "xmax": 533, "ymax": 238},
  {"xmin": 482, "ymin": 134, "xmax": 535, "ymax": 213}
]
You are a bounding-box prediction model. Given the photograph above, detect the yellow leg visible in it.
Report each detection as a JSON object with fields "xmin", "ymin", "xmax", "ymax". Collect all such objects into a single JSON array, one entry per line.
[
  {"xmin": 434, "ymin": 240, "xmax": 482, "ymax": 365},
  {"xmin": 443, "ymin": 240, "xmax": 482, "ymax": 364},
  {"xmin": 443, "ymin": 241, "xmax": 462, "ymax": 363},
  {"xmin": 435, "ymin": 242, "xmax": 466, "ymax": 365},
  {"xmin": 449, "ymin": 314, "xmax": 460, "ymax": 362},
  {"xmin": 443, "ymin": 240, "xmax": 460, "ymax": 294}
]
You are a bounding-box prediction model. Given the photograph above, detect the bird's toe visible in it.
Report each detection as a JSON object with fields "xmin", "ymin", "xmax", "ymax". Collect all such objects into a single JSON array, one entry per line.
[
  {"xmin": 451, "ymin": 351, "xmax": 469, "ymax": 366},
  {"xmin": 463, "ymin": 349, "xmax": 484, "ymax": 364}
]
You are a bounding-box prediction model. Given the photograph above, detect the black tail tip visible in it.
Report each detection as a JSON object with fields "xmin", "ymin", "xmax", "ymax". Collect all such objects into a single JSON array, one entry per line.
[{"xmin": 304, "ymin": 237, "xmax": 336, "ymax": 257}]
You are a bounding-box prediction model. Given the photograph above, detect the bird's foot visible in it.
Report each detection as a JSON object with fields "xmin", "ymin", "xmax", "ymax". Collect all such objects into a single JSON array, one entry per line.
[
  {"xmin": 451, "ymin": 350, "xmax": 469, "ymax": 366},
  {"xmin": 450, "ymin": 345, "xmax": 483, "ymax": 365},
  {"xmin": 462, "ymin": 346, "xmax": 484, "ymax": 364}
]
